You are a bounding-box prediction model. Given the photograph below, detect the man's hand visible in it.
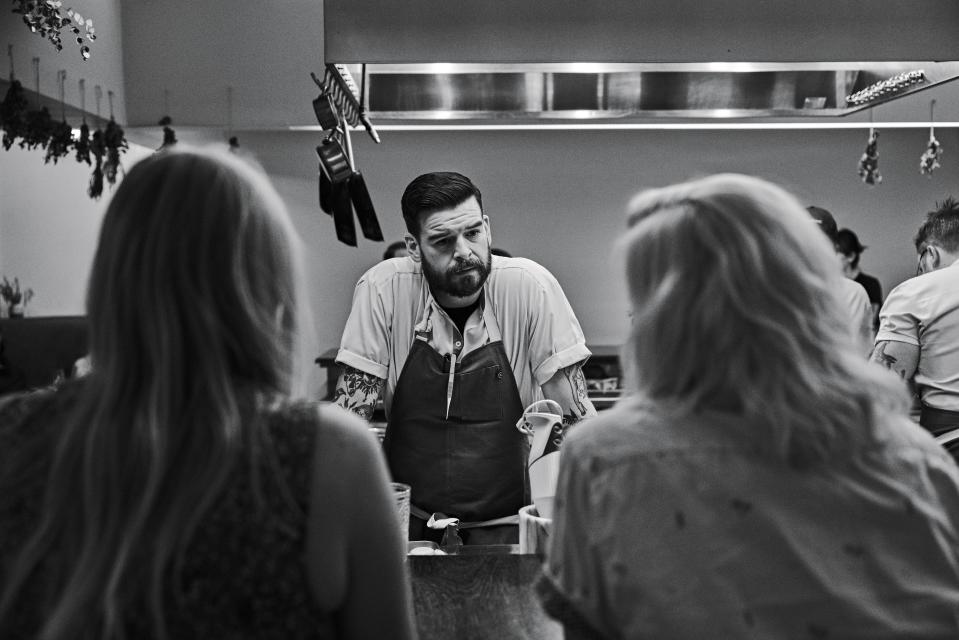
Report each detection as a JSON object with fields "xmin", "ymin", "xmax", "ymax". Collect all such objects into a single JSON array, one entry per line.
[
  {"xmin": 334, "ymin": 365, "xmax": 385, "ymax": 421},
  {"xmin": 869, "ymin": 340, "xmax": 919, "ymax": 381},
  {"xmin": 541, "ymin": 364, "xmax": 597, "ymax": 429}
]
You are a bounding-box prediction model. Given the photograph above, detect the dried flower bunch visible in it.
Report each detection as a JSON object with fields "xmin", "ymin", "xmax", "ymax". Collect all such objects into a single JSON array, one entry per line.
[
  {"xmin": 12, "ymin": 0, "xmax": 96, "ymax": 60},
  {"xmin": 0, "ymin": 276, "xmax": 34, "ymax": 311}
]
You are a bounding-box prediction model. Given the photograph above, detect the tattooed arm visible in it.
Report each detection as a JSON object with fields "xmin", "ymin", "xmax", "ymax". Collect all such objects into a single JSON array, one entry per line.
[
  {"xmin": 333, "ymin": 365, "xmax": 385, "ymax": 421},
  {"xmin": 869, "ymin": 340, "xmax": 919, "ymax": 381},
  {"xmin": 541, "ymin": 364, "xmax": 597, "ymax": 429}
]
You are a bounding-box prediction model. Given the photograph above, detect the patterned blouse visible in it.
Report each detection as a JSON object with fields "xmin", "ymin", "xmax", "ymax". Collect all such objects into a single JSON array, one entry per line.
[
  {"xmin": 0, "ymin": 383, "xmax": 337, "ymax": 639},
  {"xmin": 539, "ymin": 398, "xmax": 959, "ymax": 639}
]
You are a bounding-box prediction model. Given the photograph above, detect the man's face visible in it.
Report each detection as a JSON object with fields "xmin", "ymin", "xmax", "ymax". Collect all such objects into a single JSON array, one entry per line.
[{"xmin": 409, "ymin": 196, "xmax": 492, "ymax": 303}]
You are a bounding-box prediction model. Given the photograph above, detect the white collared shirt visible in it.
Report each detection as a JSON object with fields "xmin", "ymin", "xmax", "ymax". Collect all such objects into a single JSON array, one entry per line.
[{"xmin": 336, "ymin": 255, "xmax": 591, "ymax": 417}]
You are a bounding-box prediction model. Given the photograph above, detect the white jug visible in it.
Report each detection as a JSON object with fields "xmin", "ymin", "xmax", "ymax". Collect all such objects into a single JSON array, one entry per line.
[{"xmin": 516, "ymin": 399, "xmax": 564, "ymax": 520}]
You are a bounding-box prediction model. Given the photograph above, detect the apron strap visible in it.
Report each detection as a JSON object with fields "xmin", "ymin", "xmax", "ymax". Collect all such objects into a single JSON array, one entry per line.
[{"xmin": 411, "ymin": 504, "xmax": 520, "ymax": 529}]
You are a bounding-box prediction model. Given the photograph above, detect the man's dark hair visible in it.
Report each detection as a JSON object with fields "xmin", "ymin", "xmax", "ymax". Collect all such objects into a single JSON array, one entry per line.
[
  {"xmin": 401, "ymin": 172, "xmax": 483, "ymax": 237},
  {"xmin": 914, "ymin": 196, "xmax": 959, "ymax": 253}
]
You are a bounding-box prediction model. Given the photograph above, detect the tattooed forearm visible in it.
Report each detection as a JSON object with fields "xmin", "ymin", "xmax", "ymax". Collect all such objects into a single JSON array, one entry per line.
[
  {"xmin": 869, "ymin": 340, "xmax": 919, "ymax": 381},
  {"xmin": 333, "ymin": 366, "xmax": 384, "ymax": 421},
  {"xmin": 542, "ymin": 364, "xmax": 597, "ymax": 429},
  {"xmin": 870, "ymin": 342, "xmax": 901, "ymax": 377}
]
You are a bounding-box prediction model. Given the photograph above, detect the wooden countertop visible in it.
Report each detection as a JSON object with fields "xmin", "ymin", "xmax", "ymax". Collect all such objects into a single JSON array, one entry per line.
[{"xmin": 408, "ymin": 550, "xmax": 561, "ymax": 639}]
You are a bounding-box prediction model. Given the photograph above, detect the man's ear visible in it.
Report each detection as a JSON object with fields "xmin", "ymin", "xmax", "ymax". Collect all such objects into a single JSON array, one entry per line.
[
  {"xmin": 405, "ymin": 234, "xmax": 421, "ymax": 262},
  {"xmin": 928, "ymin": 245, "xmax": 944, "ymax": 270}
]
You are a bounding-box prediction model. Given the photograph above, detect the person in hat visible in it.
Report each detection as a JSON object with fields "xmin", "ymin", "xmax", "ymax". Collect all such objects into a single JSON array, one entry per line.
[
  {"xmin": 806, "ymin": 206, "xmax": 873, "ymax": 354},
  {"xmin": 836, "ymin": 228, "xmax": 883, "ymax": 333}
]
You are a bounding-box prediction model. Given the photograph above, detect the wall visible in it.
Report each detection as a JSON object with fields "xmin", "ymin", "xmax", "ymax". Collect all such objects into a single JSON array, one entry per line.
[
  {"xmin": 1, "ymin": 0, "xmax": 127, "ymax": 122},
  {"xmin": 3, "ymin": 128, "xmax": 958, "ymax": 392},
  {"xmin": 237, "ymin": 126, "xmax": 959, "ymax": 354},
  {"xmin": 0, "ymin": 142, "xmax": 153, "ymax": 316}
]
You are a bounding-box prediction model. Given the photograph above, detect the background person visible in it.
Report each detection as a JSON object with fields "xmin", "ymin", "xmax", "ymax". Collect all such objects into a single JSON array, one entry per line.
[
  {"xmin": 807, "ymin": 206, "xmax": 873, "ymax": 354},
  {"xmin": 836, "ymin": 227, "xmax": 883, "ymax": 333},
  {"xmin": 335, "ymin": 171, "xmax": 595, "ymax": 544},
  {"xmin": 0, "ymin": 147, "xmax": 415, "ymax": 640},
  {"xmin": 539, "ymin": 174, "xmax": 959, "ymax": 639},
  {"xmin": 382, "ymin": 239, "xmax": 410, "ymax": 261},
  {"xmin": 872, "ymin": 196, "xmax": 959, "ymax": 438}
]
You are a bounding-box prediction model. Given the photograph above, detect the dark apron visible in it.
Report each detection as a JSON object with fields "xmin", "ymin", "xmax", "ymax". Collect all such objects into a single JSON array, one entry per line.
[
  {"xmin": 920, "ymin": 403, "xmax": 959, "ymax": 437},
  {"xmin": 385, "ymin": 300, "xmax": 528, "ymax": 544}
]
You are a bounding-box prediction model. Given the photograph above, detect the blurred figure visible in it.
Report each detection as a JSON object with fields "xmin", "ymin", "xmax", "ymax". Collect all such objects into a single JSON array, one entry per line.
[
  {"xmin": 807, "ymin": 206, "xmax": 873, "ymax": 352},
  {"xmin": 873, "ymin": 196, "xmax": 959, "ymax": 438},
  {"xmin": 0, "ymin": 147, "xmax": 415, "ymax": 640},
  {"xmin": 539, "ymin": 174, "xmax": 959, "ymax": 639},
  {"xmin": 382, "ymin": 239, "xmax": 410, "ymax": 261},
  {"xmin": 836, "ymin": 227, "xmax": 883, "ymax": 333}
]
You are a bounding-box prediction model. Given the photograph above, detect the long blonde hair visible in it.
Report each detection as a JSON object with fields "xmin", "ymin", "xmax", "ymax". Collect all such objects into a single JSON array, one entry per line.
[
  {"xmin": 0, "ymin": 146, "xmax": 314, "ymax": 639},
  {"xmin": 619, "ymin": 173, "xmax": 908, "ymax": 465}
]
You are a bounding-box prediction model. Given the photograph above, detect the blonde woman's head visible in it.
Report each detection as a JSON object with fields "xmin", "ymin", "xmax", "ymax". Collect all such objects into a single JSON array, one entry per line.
[
  {"xmin": 87, "ymin": 145, "xmax": 312, "ymax": 399},
  {"xmin": 619, "ymin": 173, "xmax": 906, "ymax": 462}
]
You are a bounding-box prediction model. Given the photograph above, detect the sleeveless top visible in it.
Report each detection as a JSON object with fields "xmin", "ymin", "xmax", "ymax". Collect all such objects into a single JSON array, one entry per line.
[{"xmin": 0, "ymin": 383, "xmax": 337, "ymax": 639}]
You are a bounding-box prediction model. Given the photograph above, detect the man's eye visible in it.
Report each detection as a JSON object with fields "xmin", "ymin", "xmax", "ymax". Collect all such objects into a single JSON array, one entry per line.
[{"xmin": 466, "ymin": 229, "xmax": 481, "ymax": 239}]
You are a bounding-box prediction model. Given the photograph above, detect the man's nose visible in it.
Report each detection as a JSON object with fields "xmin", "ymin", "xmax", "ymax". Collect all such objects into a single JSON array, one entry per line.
[{"xmin": 452, "ymin": 236, "xmax": 473, "ymax": 259}]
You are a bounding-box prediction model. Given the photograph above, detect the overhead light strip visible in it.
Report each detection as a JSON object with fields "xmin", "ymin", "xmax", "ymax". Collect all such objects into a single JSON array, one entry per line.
[{"xmin": 289, "ymin": 122, "xmax": 959, "ymax": 132}]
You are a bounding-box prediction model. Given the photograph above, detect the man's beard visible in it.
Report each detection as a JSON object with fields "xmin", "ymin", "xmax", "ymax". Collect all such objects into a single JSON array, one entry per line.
[{"xmin": 422, "ymin": 252, "xmax": 492, "ymax": 299}]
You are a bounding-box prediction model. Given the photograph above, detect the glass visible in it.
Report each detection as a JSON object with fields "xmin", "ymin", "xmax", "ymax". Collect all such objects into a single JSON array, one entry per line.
[{"xmin": 391, "ymin": 482, "xmax": 411, "ymax": 537}]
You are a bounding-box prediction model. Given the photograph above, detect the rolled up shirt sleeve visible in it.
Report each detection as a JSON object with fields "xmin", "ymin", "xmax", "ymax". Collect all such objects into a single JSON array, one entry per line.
[
  {"xmin": 524, "ymin": 265, "xmax": 592, "ymax": 386},
  {"xmin": 336, "ymin": 274, "xmax": 390, "ymax": 380},
  {"xmin": 875, "ymin": 285, "xmax": 921, "ymax": 347}
]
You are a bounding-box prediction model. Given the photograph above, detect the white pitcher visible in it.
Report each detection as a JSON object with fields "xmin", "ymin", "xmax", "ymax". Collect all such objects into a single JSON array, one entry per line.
[{"xmin": 516, "ymin": 399, "xmax": 564, "ymax": 520}]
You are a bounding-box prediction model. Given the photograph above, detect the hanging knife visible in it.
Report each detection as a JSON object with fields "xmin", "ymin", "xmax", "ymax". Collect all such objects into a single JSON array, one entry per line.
[{"xmin": 349, "ymin": 171, "xmax": 383, "ymax": 241}]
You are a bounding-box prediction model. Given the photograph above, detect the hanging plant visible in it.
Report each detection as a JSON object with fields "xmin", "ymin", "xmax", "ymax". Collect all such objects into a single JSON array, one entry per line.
[
  {"xmin": 74, "ymin": 121, "xmax": 90, "ymax": 164},
  {"xmin": 44, "ymin": 118, "xmax": 72, "ymax": 163},
  {"xmin": 12, "ymin": 0, "xmax": 96, "ymax": 60},
  {"xmin": 858, "ymin": 128, "xmax": 881, "ymax": 185},
  {"xmin": 19, "ymin": 105, "xmax": 54, "ymax": 150},
  {"xmin": 1, "ymin": 80, "xmax": 29, "ymax": 150},
  {"xmin": 44, "ymin": 69, "xmax": 73, "ymax": 164},
  {"xmin": 920, "ymin": 100, "xmax": 943, "ymax": 176},
  {"xmin": 157, "ymin": 115, "xmax": 177, "ymax": 150},
  {"xmin": 102, "ymin": 116, "xmax": 127, "ymax": 185},
  {"xmin": 88, "ymin": 126, "xmax": 104, "ymax": 199}
]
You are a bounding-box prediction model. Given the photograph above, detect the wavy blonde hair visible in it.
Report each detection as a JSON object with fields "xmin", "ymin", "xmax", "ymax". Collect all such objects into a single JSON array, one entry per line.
[
  {"xmin": 618, "ymin": 173, "xmax": 908, "ymax": 465},
  {"xmin": 0, "ymin": 146, "xmax": 314, "ymax": 639}
]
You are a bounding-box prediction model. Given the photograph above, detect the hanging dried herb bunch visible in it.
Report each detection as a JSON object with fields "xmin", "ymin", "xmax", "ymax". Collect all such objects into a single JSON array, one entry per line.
[
  {"xmin": 74, "ymin": 121, "xmax": 90, "ymax": 164},
  {"xmin": 19, "ymin": 105, "xmax": 53, "ymax": 150},
  {"xmin": 0, "ymin": 80, "xmax": 29, "ymax": 150},
  {"xmin": 102, "ymin": 117, "xmax": 128, "ymax": 185},
  {"xmin": 88, "ymin": 127, "xmax": 105, "ymax": 199},
  {"xmin": 44, "ymin": 117, "xmax": 73, "ymax": 163},
  {"xmin": 157, "ymin": 115, "xmax": 177, "ymax": 151},
  {"xmin": 920, "ymin": 139, "xmax": 943, "ymax": 176},
  {"xmin": 12, "ymin": 0, "xmax": 96, "ymax": 60},
  {"xmin": 858, "ymin": 129, "xmax": 881, "ymax": 185}
]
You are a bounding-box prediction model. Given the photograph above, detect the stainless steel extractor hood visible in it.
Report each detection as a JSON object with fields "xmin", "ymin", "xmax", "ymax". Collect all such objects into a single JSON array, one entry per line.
[
  {"xmin": 325, "ymin": 1, "xmax": 959, "ymax": 122},
  {"xmin": 339, "ymin": 62, "xmax": 958, "ymax": 120}
]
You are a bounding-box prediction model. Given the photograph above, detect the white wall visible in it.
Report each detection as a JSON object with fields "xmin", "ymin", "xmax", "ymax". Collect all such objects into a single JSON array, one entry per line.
[
  {"xmin": 234, "ymin": 127, "xmax": 959, "ymax": 354},
  {"xmin": 1, "ymin": 0, "xmax": 127, "ymax": 122},
  {"xmin": 0, "ymin": 142, "xmax": 153, "ymax": 316},
  {"xmin": 3, "ymin": 128, "xmax": 958, "ymax": 393}
]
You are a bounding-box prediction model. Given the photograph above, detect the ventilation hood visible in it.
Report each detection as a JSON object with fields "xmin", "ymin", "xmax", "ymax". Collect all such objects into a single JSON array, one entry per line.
[{"xmin": 324, "ymin": 1, "xmax": 959, "ymax": 123}]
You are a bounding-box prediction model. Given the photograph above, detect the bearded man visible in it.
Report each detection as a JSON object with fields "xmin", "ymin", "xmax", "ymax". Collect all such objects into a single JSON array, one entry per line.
[{"xmin": 335, "ymin": 171, "xmax": 595, "ymax": 544}]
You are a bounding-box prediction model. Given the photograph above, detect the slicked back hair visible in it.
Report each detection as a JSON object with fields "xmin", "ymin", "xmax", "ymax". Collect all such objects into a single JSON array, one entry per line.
[{"xmin": 401, "ymin": 171, "xmax": 483, "ymax": 237}]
